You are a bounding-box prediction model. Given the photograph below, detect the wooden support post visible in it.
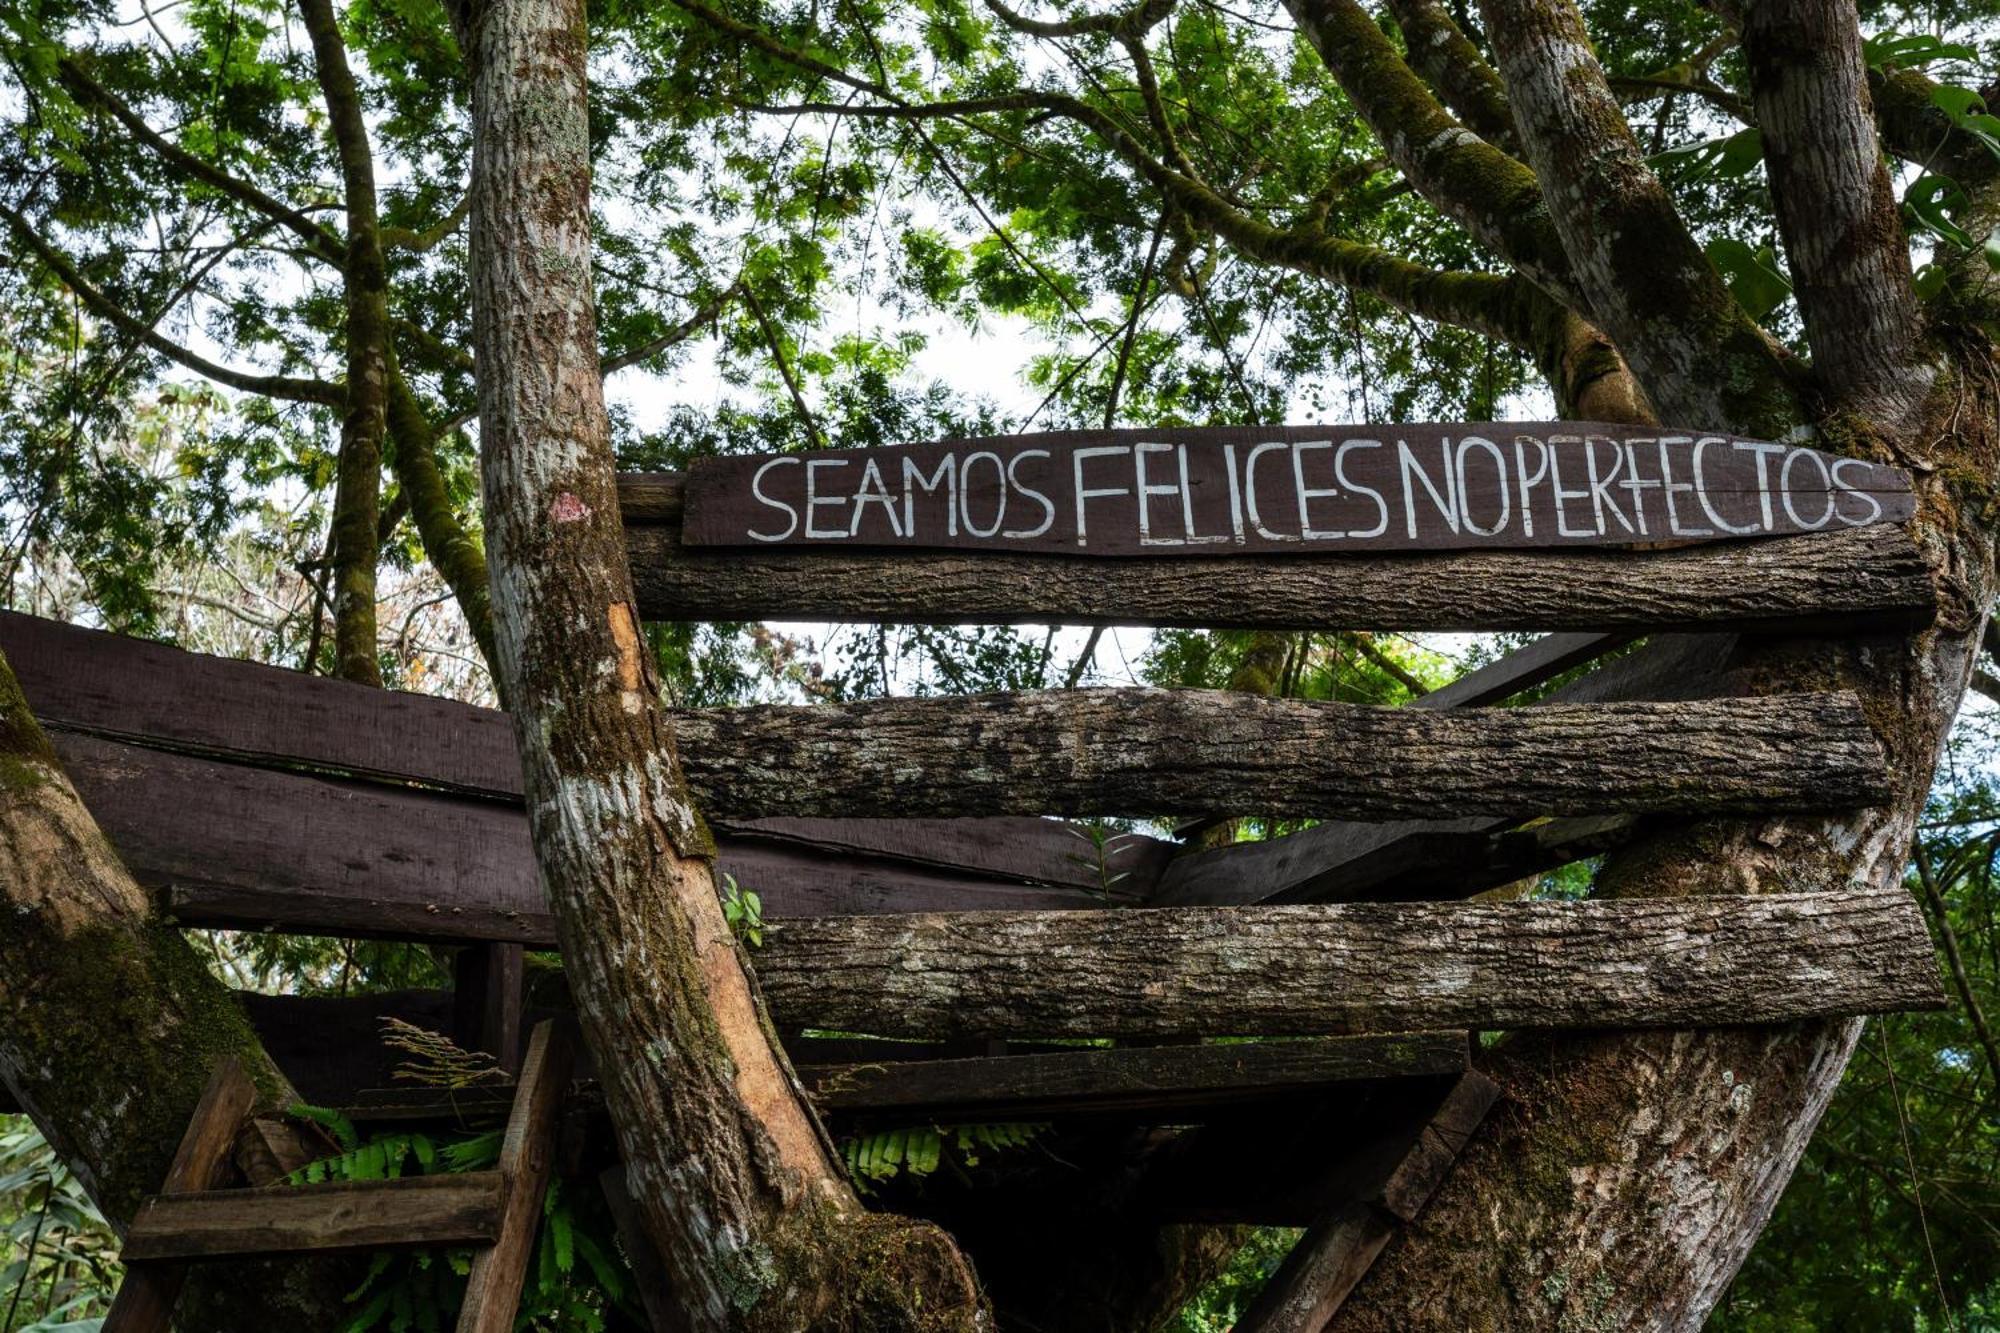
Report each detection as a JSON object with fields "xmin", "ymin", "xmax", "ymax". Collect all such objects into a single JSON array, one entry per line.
[
  {"xmin": 103, "ymin": 1058, "xmax": 258, "ymax": 1333},
  {"xmin": 1234, "ymin": 1072, "xmax": 1500, "ymax": 1331},
  {"xmin": 457, "ymin": 1021, "xmax": 575, "ymax": 1333},
  {"xmin": 454, "ymin": 943, "xmax": 525, "ymax": 1073}
]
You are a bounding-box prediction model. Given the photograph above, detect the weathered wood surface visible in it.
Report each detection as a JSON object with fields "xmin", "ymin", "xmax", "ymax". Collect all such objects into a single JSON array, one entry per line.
[
  {"xmin": 120, "ymin": 1173, "xmax": 506, "ymax": 1261},
  {"xmin": 753, "ymin": 892, "xmax": 1943, "ymax": 1039},
  {"xmin": 102, "ymin": 1059, "xmax": 258, "ymax": 1333},
  {"xmin": 0, "ymin": 611, "xmax": 1170, "ymax": 895},
  {"xmin": 671, "ymin": 426, "xmax": 1913, "ymax": 555},
  {"xmin": 0, "ymin": 609, "xmax": 522, "ymax": 799},
  {"xmin": 49, "ymin": 733, "xmax": 1112, "ymax": 946},
  {"xmin": 1153, "ymin": 633, "xmax": 1734, "ymax": 907},
  {"xmin": 1230, "ymin": 1072, "xmax": 1500, "ymax": 1330},
  {"xmin": 457, "ymin": 1023, "xmax": 573, "ymax": 1333},
  {"xmin": 455, "ymin": 944, "xmax": 526, "ymax": 1074},
  {"xmin": 627, "ymin": 490, "xmax": 1934, "ymax": 632},
  {"xmin": 1403, "ymin": 631, "xmax": 1632, "ymax": 710},
  {"xmin": 799, "ymin": 1033, "xmax": 1468, "ymax": 1121},
  {"xmin": 669, "ymin": 688, "xmax": 1887, "ymax": 820}
]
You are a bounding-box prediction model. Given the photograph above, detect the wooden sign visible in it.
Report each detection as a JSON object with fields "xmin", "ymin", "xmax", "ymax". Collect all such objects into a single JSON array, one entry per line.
[{"xmin": 678, "ymin": 423, "xmax": 1914, "ymax": 556}]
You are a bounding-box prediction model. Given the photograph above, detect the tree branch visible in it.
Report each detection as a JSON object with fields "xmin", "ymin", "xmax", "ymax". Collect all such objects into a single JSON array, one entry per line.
[
  {"xmin": 1478, "ymin": 0, "xmax": 1802, "ymax": 435},
  {"xmin": 1281, "ymin": 0, "xmax": 1578, "ymax": 302},
  {"xmin": 383, "ymin": 362, "xmax": 498, "ymax": 678},
  {"xmin": 1383, "ymin": 0, "xmax": 1519, "ymax": 147},
  {"xmin": 300, "ymin": 0, "xmax": 389, "ymax": 687},
  {"xmin": 56, "ymin": 57, "xmax": 344, "ymax": 267},
  {"xmin": 740, "ymin": 284, "xmax": 826, "ymax": 449},
  {"xmin": 381, "ymin": 192, "xmax": 471, "ymax": 253},
  {"xmin": 980, "ymin": 0, "xmax": 1177, "ymax": 41},
  {"xmin": 1741, "ymin": 0, "xmax": 1932, "ymax": 425},
  {"xmin": 601, "ymin": 281, "xmax": 737, "ymax": 373},
  {"xmin": 1, "ymin": 204, "xmax": 342, "ymax": 405}
]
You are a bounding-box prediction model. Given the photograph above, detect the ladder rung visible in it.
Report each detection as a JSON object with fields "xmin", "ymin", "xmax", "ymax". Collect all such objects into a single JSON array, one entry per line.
[{"xmin": 121, "ymin": 1172, "xmax": 506, "ymax": 1262}]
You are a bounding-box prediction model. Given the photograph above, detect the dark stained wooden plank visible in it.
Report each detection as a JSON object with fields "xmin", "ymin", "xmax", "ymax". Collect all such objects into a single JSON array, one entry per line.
[
  {"xmin": 628, "ymin": 504, "xmax": 1935, "ymax": 632},
  {"xmin": 753, "ymin": 891, "xmax": 1945, "ymax": 1040},
  {"xmin": 455, "ymin": 945, "xmax": 526, "ymax": 1074},
  {"xmin": 0, "ymin": 609, "xmax": 522, "ymax": 799},
  {"xmin": 672, "ymin": 427, "xmax": 1913, "ymax": 555},
  {"xmin": 458, "ymin": 1023, "xmax": 574, "ymax": 1333},
  {"xmin": 1, "ymin": 611, "xmax": 1165, "ymax": 896},
  {"xmin": 120, "ymin": 1173, "xmax": 506, "ymax": 1261},
  {"xmin": 798, "ymin": 1033, "xmax": 1468, "ymax": 1122},
  {"xmin": 1231, "ymin": 1072, "xmax": 1501, "ymax": 1330},
  {"xmin": 718, "ymin": 815, "xmax": 1173, "ymax": 897},
  {"xmin": 1406, "ymin": 631, "xmax": 1632, "ymax": 710},
  {"xmin": 50, "ymin": 732, "xmax": 1110, "ymax": 947},
  {"xmin": 669, "ymin": 688, "xmax": 1888, "ymax": 821},
  {"xmin": 103, "ymin": 1058, "xmax": 259, "ymax": 1333}
]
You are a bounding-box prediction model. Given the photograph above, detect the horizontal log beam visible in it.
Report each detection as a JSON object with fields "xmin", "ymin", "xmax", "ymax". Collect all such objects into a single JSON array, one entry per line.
[
  {"xmin": 752, "ymin": 892, "xmax": 1943, "ymax": 1039},
  {"xmin": 799, "ymin": 1033, "xmax": 1468, "ymax": 1121},
  {"xmin": 674, "ymin": 688, "xmax": 1887, "ymax": 820},
  {"xmin": 622, "ymin": 476, "xmax": 1934, "ymax": 632},
  {"xmin": 1152, "ymin": 632, "xmax": 1737, "ymax": 907},
  {"xmin": 121, "ymin": 1173, "xmax": 505, "ymax": 1261}
]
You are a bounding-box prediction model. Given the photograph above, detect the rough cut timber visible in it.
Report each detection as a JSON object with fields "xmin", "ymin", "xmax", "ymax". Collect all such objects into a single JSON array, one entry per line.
[
  {"xmin": 621, "ymin": 475, "xmax": 1934, "ymax": 631},
  {"xmin": 752, "ymin": 892, "xmax": 1943, "ymax": 1039},
  {"xmin": 670, "ymin": 688, "xmax": 1888, "ymax": 821},
  {"xmin": 798, "ymin": 1032, "xmax": 1469, "ymax": 1122},
  {"xmin": 1233, "ymin": 1072, "xmax": 1501, "ymax": 1330},
  {"xmin": 120, "ymin": 1174, "xmax": 506, "ymax": 1262}
]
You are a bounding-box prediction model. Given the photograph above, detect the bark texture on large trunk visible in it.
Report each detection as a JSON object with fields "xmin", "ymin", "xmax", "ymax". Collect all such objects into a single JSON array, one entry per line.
[
  {"xmin": 1322, "ymin": 0, "xmax": 1996, "ymax": 1326},
  {"xmin": 458, "ymin": 0, "xmax": 984, "ymax": 1325}
]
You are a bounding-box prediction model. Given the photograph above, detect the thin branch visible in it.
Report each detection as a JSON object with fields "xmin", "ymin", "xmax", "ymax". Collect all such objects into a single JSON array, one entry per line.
[
  {"xmin": 1915, "ymin": 843, "xmax": 2000, "ymax": 1101},
  {"xmin": 740, "ymin": 285, "xmax": 825, "ymax": 450},
  {"xmin": 2, "ymin": 204, "xmax": 342, "ymax": 405},
  {"xmin": 57, "ymin": 56, "xmax": 343, "ymax": 266},
  {"xmin": 381, "ymin": 192, "xmax": 471, "ymax": 253},
  {"xmin": 601, "ymin": 281, "xmax": 738, "ymax": 373}
]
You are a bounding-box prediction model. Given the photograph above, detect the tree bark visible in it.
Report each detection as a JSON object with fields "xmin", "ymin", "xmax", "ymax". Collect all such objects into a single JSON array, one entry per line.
[
  {"xmin": 751, "ymin": 892, "xmax": 1940, "ymax": 1039},
  {"xmin": 457, "ymin": 0, "xmax": 984, "ymax": 1325},
  {"xmin": 624, "ymin": 515, "xmax": 1935, "ymax": 632},
  {"xmin": 668, "ymin": 688, "xmax": 1886, "ymax": 822},
  {"xmin": 1325, "ymin": 2, "xmax": 1993, "ymax": 1327},
  {"xmin": 300, "ymin": 0, "xmax": 388, "ymax": 687}
]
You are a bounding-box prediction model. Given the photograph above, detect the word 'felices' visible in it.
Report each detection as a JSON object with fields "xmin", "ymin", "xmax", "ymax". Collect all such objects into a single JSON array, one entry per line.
[{"xmin": 679, "ymin": 424, "xmax": 1914, "ymax": 556}]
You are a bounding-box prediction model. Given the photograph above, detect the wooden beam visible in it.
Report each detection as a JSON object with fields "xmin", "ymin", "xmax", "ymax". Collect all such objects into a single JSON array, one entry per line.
[
  {"xmin": 752, "ymin": 891, "xmax": 1944, "ymax": 1040},
  {"xmin": 799, "ymin": 1033, "xmax": 1468, "ymax": 1122},
  {"xmin": 50, "ymin": 732, "xmax": 1112, "ymax": 947},
  {"xmin": 669, "ymin": 688, "xmax": 1887, "ymax": 821},
  {"xmin": 1151, "ymin": 633, "xmax": 1736, "ymax": 908},
  {"xmin": 1403, "ymin": 631, "xmax": 1632, "ymax": 710},
  {"xmin": 458, "ymin": 1023, "xmax": 574, "ymax": 1333},
  {"xmin": 104, "ymin": 1058, "xmax": 259, "ymax": 1332},
  {"xmin": 1230, "ymin": 1072, "xmax": 1500, "ymax": 1330},
  {"xmin": 0, "ymin": 610, "xmax": 1173, "ymax": 895},
  {"xmin": 623, "ymin": 479, "xmax": 1934, "ymax": 631},
  {"xmin": 455, "ymin": 945, "xmax": 526, "ymax": 1074},
  {"xmin": 120, "ymin": 1173, "xmax": 506, "ymax": 1262}
]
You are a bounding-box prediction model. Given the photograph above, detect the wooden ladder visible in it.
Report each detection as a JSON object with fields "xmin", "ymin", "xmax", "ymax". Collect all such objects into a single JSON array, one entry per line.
[{"xmin": 103, "ymin": 1021, "xmax": 572, "ymax": 1333}]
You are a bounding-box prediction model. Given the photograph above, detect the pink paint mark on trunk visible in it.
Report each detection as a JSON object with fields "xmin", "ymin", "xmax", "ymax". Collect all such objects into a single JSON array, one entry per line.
[{"xmin": 550, "ymin": 492, "xmax": 592, "ymax": 523}]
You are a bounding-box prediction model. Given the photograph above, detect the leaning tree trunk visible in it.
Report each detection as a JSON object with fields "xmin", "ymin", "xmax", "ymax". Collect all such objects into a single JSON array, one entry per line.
[
  {"xmin": 0, "ymin": 648, "xmax": 358, "ymax": 1328},
  {"xmin": 456, "ymin": 0, "xmax": 984, "ymax": 1326},
  {"xmin": 1327, "ymin": 0, "xmax": 1996, "ymax": 1327}
]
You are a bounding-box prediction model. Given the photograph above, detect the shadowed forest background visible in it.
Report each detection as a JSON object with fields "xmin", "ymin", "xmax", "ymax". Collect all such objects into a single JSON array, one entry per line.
[{"xmin": 1, "ymin": 0, "xmax": 1998, "ymax": 1325}]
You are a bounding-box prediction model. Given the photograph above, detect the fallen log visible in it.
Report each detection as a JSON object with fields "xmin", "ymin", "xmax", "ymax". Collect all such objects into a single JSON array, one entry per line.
[{"xmin": 751, "ymin": 892, "xmax": 1943, "ymax": 1039}]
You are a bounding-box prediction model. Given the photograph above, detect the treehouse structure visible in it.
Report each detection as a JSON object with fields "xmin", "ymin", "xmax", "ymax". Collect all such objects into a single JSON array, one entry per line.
[{"xmin": 1, "ymin": 424, "xmax": 1949, "ymax": 1331}]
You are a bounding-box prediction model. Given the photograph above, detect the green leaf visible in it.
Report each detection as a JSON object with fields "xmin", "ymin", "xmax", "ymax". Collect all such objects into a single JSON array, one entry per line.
[
  {"xmin": 1905, "ymin": 174, "xmax": 1976, "ymax": 250},
  {"xmin": 1932, "ymin": 84, "xmax": 1986, "ymax": 121}
]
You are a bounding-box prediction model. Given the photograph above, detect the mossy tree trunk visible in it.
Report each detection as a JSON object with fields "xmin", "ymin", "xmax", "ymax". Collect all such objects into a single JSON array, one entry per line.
[
  {"xmin": 456, "ymin": 0, "xmax": 984, "ymax": 1326},
  {"xmin": 1319, "ymin": 0, "xmax": 1999, "ymax": 1327},
  {"xmin": 0, "ymin": 648, "xmax": 356, "ymax": 1327}
]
